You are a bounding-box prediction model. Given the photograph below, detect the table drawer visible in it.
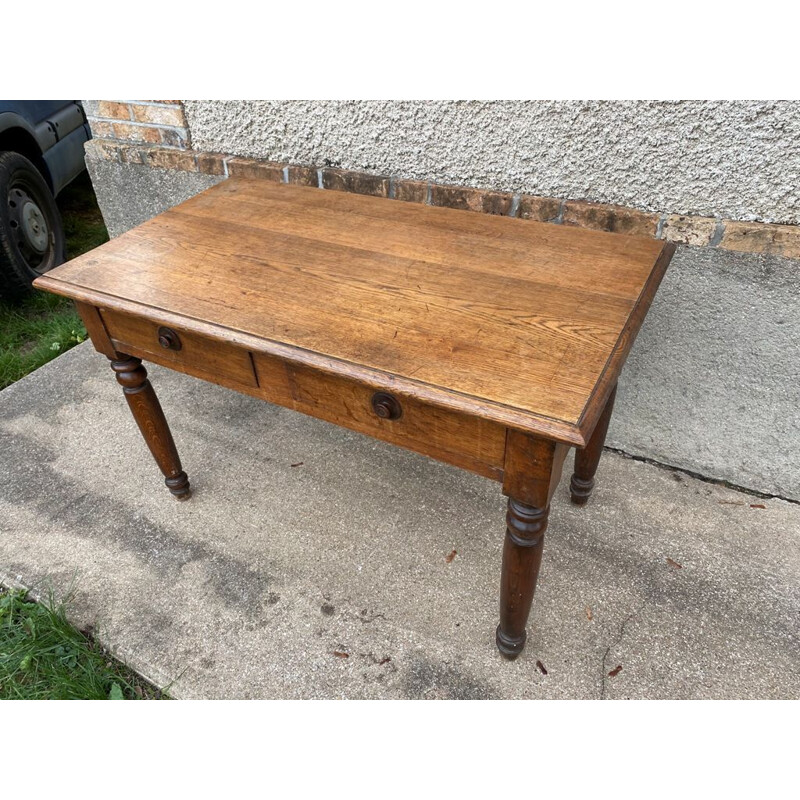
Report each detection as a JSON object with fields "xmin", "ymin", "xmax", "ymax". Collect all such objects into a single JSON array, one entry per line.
[
  {"xmin": 252, "ymin": 352, "xmax": 506, "ymax": 480},
  {"xmin": 99, "ymin": 308, "xmax": 258, "ymax": 388}
]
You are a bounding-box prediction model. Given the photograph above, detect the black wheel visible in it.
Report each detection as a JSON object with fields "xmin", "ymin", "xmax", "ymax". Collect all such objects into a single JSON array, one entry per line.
[{"xmin": 0, "ymin": 151, "xmax": 65, "ymax": 300}]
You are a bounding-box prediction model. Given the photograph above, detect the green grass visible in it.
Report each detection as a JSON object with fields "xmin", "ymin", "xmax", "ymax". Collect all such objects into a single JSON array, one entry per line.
[
  {"xmin": 0, "ymin": 293, "xmax": 87, "ymax": 389},
  {"xmin": 0, "ymin": 171, "xmax": 108, "ymax": 390},
  {"xmin": 60, "ymin": 171, "xmax": 110, "ymax": 262},
  {"xmin": 0, "ymin": 587, "xmax": 164, "ymax": 700},
  {"xmin": 0, "ymin": 174, "xmax": 163, "ymax": 700}
]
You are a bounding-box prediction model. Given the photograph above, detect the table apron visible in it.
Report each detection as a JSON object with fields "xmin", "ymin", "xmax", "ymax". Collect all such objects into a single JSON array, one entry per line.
[{"xmin": 95, "ymin": 306, "xmax": 507, "ymax": 482}]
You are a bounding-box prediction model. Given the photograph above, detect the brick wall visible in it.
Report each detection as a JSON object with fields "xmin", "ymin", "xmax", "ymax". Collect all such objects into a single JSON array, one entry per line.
[{"xmin": 84, "ymin": 101, "xmax": 190, "ymax": 149}]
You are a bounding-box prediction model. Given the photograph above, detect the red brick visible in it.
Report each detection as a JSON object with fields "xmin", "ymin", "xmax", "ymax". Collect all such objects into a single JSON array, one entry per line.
[
  {"xmin": 85, "ymin": 139, "xmax": 121, "ymax": 162},
  {"xmin": 662, "ymin": 214, "xmax": 718, "ymax": 247},
  {"xmin": 131, "ymin": 104, "xmax": 186, "ymax": 127},
  {"xmin": 196, "ymin": 152, "xmax": 228, "ymax": 176},
  {"xmin": 88, "ymin": 120, "xmax": 115, "ymax": 139},
  {"xmin": 159, "ymin": 128, "xmax": 190, "ymax": 149},
  {"xmin": 720, "ymin": 221, "xmax": 800, "ymax": 259},
  {"xmin": 481, "ymin": 190, "xmax": 513, "ymax": 216},
  {"xmin": 429, "ymin": 184, "xmax": 483, "ymax": 212},
  {"xmin": 141, "ymin": 148, "xmax": 197, "ymax": 172},
  {"xmin": 562, "ymin": 200, "xmax": 659, "ymax": 237},
  {"xmin": 112, "ymin": 122, "xmax": 161, "ymax": 144},
  {"xmin": 429, "ymin": 184, "xmax": 513, "ymax": 216},
  {"xmin": 322, "ymin": 168, "xmax": 390, "ymax": 197},
  {"xmin": 117, "ymin": 144, "xmax": 146, "ymax": 165},
  {"xmin": 517, "ymin": 195, "xmax": 562, "ymax": 223},
  {"xmin": 227, "ymin": 158, "xmax": 285, "ymax": 181},
  {"xmin": 287, "ymin": 165, "xmax": 319, "ymax": 187},
  {"xmin": 96, "ymin": 101, "xmax": 131, "ymax": 120},
  {"xmin": 394, "ymin": 179, "xmax": 428, "ymax": 203}
]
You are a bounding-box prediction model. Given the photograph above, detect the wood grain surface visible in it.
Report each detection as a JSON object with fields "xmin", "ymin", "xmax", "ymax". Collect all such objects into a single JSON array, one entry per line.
[
  {"xmin": 253, "ymin": 352, "xmax": 506, "ymax": 480},
  {"xmin": 101, "ymin": 308, "xmax": 258, "ymax": 388},
  {"xmin": 35, "ymin": 178, "xmax": 673, "ymax": 445}
]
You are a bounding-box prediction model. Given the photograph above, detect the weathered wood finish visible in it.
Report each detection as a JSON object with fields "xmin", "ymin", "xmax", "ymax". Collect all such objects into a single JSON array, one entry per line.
[
  {"xmin": 498, "ymin": 433, "xmax": 569, "ymax": 658},
  {"xmin": 32, "ymin": 178, "xmax": 676, "ymax": 660},
  {"xmin": 74, "ymin": 301, "xmax": 117, "ymax": 359},
  {"xmin": 577, "ymin": 245, "xmax": 674, "ymax": 439},
  {"xmin": 111, "ymin": 356, "xmax": 191, "ymax": 500},
  {"xmin": 35, "ymin": 178, "xmax": 673, "ymax": 446},
  {"xmin": 571, "ymin": 383, "xmax": 617, "ymax": 505},
  {"xmin": 253, "ymin": 352, "xmax": 506, "ymax": 480},
  {"xmin": 101, "ymin": 308, "xmax": 258, "ymax": 389}
]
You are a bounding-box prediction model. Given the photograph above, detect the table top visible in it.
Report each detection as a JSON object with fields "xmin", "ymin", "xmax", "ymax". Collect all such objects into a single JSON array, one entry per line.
[{"xmin": 36, "ymin": 178, "xmax": 674, "ymax": 446}]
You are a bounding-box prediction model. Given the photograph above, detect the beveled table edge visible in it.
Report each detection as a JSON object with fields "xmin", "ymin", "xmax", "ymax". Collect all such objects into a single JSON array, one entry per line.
[
  {"xmin": 576, "ymin": 240, "xmax": 676, "ymax": 436},
  {"xmin": 34, "ymin": 274, "xmax": 589, "ymax": 446}
]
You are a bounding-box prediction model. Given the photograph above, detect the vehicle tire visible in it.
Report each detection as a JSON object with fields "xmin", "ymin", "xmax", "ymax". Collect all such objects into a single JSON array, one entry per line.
[{"xmin": 0, "ymin": 151, "xmax": 65, "ymax": 301}]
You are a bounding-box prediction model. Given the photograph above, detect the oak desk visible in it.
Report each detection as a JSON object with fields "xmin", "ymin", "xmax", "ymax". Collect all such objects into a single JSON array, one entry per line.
[{"xmin": 34, "ymin": 178, "xmax": 674, "ymax": 659}]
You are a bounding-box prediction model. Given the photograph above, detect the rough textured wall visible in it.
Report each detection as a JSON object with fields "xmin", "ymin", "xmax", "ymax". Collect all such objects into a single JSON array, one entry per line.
[{"xmin": 184, "ymin": 101, "xmax": 800, "ymax": 225}]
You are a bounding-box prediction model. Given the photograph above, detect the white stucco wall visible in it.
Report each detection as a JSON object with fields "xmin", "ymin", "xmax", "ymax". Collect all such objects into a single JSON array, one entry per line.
[{"xmin": 184, "ymin": 100, "xmax": 800, "ymax": 225}]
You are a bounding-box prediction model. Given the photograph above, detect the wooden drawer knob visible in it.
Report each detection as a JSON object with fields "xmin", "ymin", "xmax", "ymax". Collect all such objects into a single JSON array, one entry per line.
[
  {"xmin": 371, "ymin": 391, "xmax": 402, "ymax": 420},
  {"xmin": 157, "ymin": 326, "xmax": 182, "ymax": 351}
]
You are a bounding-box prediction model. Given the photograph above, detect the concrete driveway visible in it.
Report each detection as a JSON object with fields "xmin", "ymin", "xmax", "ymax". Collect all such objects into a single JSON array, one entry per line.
[{"xmin": 1, "ymin": 343, "xmax": 798, "ymax": 699}]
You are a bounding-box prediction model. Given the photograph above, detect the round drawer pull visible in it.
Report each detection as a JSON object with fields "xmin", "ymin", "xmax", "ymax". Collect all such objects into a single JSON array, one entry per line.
[
  {"xmin": 371, "ymin": 391, "xmax": 402, "ymax": 420},
  {"xmin": 157, "ymin": 326, "xmax": 182, "ymax": 351}
]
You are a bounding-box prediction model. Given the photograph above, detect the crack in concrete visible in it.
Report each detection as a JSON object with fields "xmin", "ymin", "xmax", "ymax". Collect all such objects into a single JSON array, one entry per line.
[{"xmin": 605, "ymin": 447, "xmax": 799, "ymax": 506}]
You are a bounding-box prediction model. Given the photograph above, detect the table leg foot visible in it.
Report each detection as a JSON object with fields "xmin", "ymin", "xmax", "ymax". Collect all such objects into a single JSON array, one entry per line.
[
  {"xmin": 569, "ymin": 475, "xmax": 594, "ymax": 506},
  {"xmin": 570, "ymin": 383, "xmax": 617, "ymax": 506},
  {"xmin": 495, "ymin": 625, "xmax": 526, "ymax": 660},
  {"xmin": 165, "ymin": 472, "xmax": 192, "ymax": 501},
  {"xmin": 111, "ymin": 355, "xmax": 191, "ymax": 500}
]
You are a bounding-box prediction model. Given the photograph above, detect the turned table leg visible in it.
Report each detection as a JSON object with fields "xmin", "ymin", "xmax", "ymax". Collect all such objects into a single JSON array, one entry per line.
[
  {"xmin": 570, "ymin": 384, "xmax": 617, "ymax": 506},
  {"xmin": 497, "ymin": 432, "xmax": 568, "ymax": 659},
  {"xmin": 496, "ymin": 498, "xmax": 549, "ymax": 658},
  {"xmin": 110, "ymin": 355, "xmax": 191, "ymax": 500}
]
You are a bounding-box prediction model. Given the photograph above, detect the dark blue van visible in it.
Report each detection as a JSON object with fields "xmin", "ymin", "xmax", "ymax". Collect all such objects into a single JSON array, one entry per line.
[{"xmin": 0, "ymin": 100, "xmax": 91, "ymax": 299}]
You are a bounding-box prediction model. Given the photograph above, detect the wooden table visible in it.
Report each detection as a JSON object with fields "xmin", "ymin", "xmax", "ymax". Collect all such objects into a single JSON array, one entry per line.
[{"xmin": 34, "ymin": 178, "xmax": 674, "ymax": 659}]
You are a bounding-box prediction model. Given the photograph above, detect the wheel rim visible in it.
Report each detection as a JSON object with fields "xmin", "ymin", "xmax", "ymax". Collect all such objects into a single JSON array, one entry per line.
[{"xmin": 7, "ymin": 181, "xmax": 53, "ymax": 273}]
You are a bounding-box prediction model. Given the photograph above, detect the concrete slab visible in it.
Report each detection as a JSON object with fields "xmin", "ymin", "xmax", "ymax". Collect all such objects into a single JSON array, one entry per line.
[{"xmin": 1, "ymin": 343, "xmax": 798, "ymax": 699}]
